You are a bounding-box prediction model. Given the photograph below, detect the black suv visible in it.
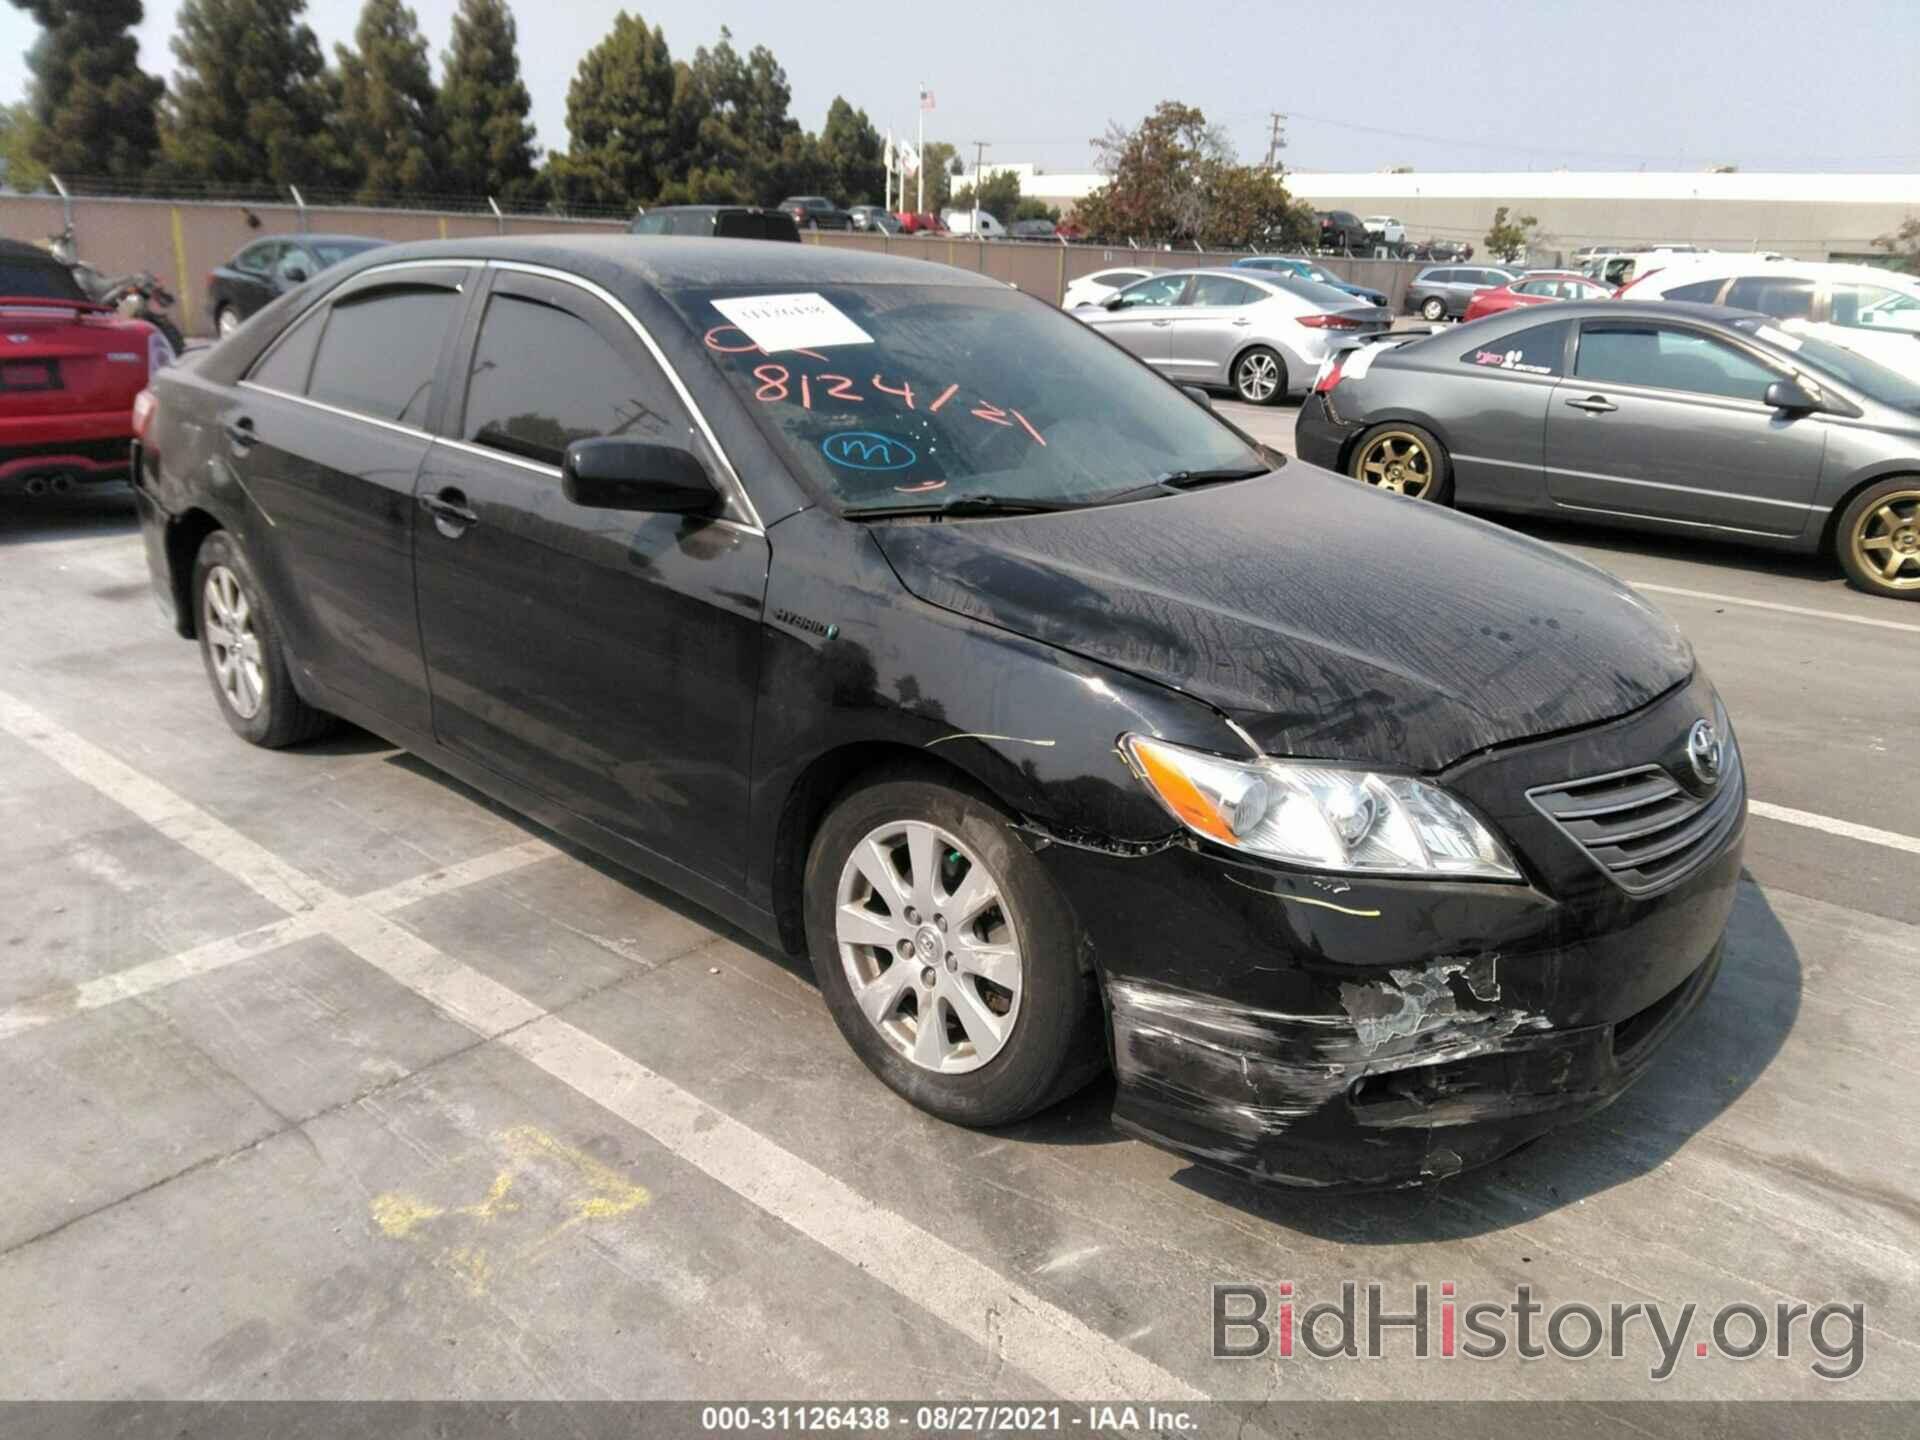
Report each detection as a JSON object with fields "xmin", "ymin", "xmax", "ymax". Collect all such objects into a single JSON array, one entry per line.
[
  {"xmin": 778, "ymin": 196, "xmax": 853, "ymax": 231},
  {"xmin": 1315, "ymin": 210, "xmax": 1372, "ymax": 255},
  {"xmin": 630, "ymin": 207, "xmax": 801, "ymax": 242}
]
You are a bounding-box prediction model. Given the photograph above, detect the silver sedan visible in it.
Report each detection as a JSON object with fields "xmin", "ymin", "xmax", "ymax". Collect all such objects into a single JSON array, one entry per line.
[{"xmin": 1073, "ymin": 268, "xmax": 1389, "ymax": 404}]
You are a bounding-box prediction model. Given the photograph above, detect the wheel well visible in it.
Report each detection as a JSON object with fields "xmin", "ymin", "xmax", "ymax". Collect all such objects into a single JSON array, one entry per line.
[
  {"xmin": 165, "ymin": 507, "xmax": 222, "ymax": 638},
  {"xmin": 768, "ymin": 741, "xmax": 997, "ymax": 956},
  {"xmin": 1818, "ymin": 472, "xmax": 1920, "ymax": 558}
]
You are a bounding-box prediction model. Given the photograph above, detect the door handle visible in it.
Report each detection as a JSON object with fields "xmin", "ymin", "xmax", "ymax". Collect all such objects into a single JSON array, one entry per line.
[
  {"xmin": 1151, "ymin": 318, "xmax": 1173, "ymax": 326},
  {"xmin": 420, "ymin": 488, "xmax": 479, "ymax": 533},
  {"xmin": 1565, "ymin": 395, "xmax": 1618, "ymax": 414},
  {"xmin": 224, "ymin": 417, "xmax": 257, "ymax": 449},
  {"xmin": 1232, "ymin": 316, "xmax": 1253, "ymax": 326}
]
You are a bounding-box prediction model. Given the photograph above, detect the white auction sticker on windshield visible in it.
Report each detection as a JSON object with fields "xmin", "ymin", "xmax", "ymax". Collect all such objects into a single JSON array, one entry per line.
[{"xmin": 711, "ymin": 292, "xmax": 872, "ymax": 353}]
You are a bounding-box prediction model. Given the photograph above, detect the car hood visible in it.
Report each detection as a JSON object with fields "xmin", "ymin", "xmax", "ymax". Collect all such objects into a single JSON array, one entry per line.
[{"xmin": 870, "ymin": 466, "xmax": 1693, "ymax": 772}]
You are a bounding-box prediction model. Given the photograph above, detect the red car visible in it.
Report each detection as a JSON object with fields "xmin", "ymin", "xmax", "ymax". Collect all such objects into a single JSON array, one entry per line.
[
  {"xmin": 1463, "ymin": 270, "xmax": 1615, "ymax": 323},
  {"xmin": 895, "ymin": 211, "xmax": 948, "ymax": 235},
  {"xmin": 2, "ymin": 238, "xmax": 170, "ymax": 497}
]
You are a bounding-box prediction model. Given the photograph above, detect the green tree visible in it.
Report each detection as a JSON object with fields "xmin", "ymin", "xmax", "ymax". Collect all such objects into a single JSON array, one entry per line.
[
  {"xmin": 818, "ymin": 96, "xmax": 882, "ymax": 204},
  {"xmin": 8, "ymin": 0, "xmax": 162, "ymax": 181},
  {"xmin": 1485, "ymin": 204, "xmax": 1539, "ymax": 262},
  {"xmin": 440, "ymin": 0, "xmax": 537, "ymax": 201},
  {"xmin": 335, "ymin": 0, "xmax": 443, "ymax": 201},
  {"xmin": 0, "ymin": 101, "xmax": 50, "ymax": 190},
  {"xmin": 162, "ymin": 0, "xmax": 345, "ymax": 189},
  {"xmin": 1074, "ymin": 101, "xmax": 1229, "ymax": 242},
  {"xmin": 1012, "ymin": 197, "xmax": 1059, "ymax": 224},
  {"xmin": 547, "ymin": 11, "xmax": 679, "ymax": 208},
  {"xmin": 1875, "ymin": 216, "xmax": 1920, "ymax": 274},
  {"xmin": 1197, "ymin": 166, "xmax": 1313, "ymax": 249},
  {"xmin": 952, "ymin": 168, "xmax": 1020, "ymax": 224}
]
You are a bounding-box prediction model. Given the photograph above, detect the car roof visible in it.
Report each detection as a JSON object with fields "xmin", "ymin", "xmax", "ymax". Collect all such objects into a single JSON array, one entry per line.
[{"xmin": 292, "ymin": 233, "xmax": 1004, "ymax": 292}]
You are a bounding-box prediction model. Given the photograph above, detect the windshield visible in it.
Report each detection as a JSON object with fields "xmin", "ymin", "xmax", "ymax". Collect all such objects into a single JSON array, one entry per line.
[
  {"xmin": 670, "ymin": 283, "xmax": 1268, "ymax": 513},
  {"xmin": 1733, "ymin": 317, "xmax": 1920, "ymax": 413},
  {"xmin": 0, "ymin": 258, "xmax": 86, "ymax": 301}
]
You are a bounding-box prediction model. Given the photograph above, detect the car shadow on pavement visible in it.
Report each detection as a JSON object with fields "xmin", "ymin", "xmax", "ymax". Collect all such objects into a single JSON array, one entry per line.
[
  {"xmin": 1163, "ymin": 876, "xmax": 1802, "ymax": 1239},
  {"xmin": 0, "ymin": 488, "xmax": 139, "ymax": 545}
]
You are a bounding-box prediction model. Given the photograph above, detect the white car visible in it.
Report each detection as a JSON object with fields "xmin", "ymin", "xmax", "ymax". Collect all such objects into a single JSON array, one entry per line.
[
  {"xmin": 943, "ymin": 209, "xmax": 1007, "ymax": 238},
  {"xmin": 1062, "ymin": 266, "xmax": 1155, "ymax": 309},
  {"xmin": 1621, "ymin": 258, "xmax": 1920, "ymax": 384},
  {"xmin": 1363, "ymin": 215, "xmax": 1407, "ymax": 246}
]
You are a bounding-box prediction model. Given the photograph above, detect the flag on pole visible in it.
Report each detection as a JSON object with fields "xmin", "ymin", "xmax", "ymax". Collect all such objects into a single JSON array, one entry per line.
[
  {"xmin": 897, "ymin": 142, "xmax": 919, "ymax": 176},
  {"xmin": 884, "ymin": 134, "xmax": 897, "ymax": 170},
  {"xmin": 919, "ymin": 87, "xmax": 935, "ymax": 111}
]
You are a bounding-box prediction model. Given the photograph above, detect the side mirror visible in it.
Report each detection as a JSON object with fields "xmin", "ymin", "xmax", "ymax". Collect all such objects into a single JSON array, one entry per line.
[
  {"xmin": 1102, "ymin": 293, "xmax": 1126, "ymax": 310},
  {"xmin": 282, "ymin": 266, "xmax": 308, "ymax": 284},
  {"xmin": 1765, "ymin": 378, "xmax": 1819, "ymax": 413},
  {"xmin": 562, "ymin": 437, "xmax": 718, "ymax": 514},
  {"xmin": 1181, "ymin": 385, "xmax": 1213, "ymax": 410}
]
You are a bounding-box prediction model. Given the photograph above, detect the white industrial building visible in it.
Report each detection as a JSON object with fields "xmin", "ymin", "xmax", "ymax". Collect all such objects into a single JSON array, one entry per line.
[{"xmin": 991, "ymin": 165, "xmax": 1920, "ymax": 261}]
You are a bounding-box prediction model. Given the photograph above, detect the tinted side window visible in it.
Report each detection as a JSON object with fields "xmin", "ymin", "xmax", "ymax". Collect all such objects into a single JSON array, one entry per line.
[
  {"xmin": 631, "ymin": 214, "xmax": 670, "ymax": 235},
  {"xmin": 1188, "ymin": 276, "xmax": 1264, "ymax": 307},
  {"xmin": 235, "ymin": 242, "xmax": 280, "ymax": 275},
  {"xmin": 1724, "ymin": 275, "xmax": 1815, "ymax": 321},
  {"xmin": 1460, "ymin": 319, "xmax": 1567, "ymax": 376},
  {"xmin": 307, "ymin": 285, "xmax": 459, "ymax": 426},
  {"xmin": 250, "ymin": 305, "xmax": 326, "ymax": 393},
  {"xmin": 1664, "ymin": 278, "xmax": 1726, "ymax": 303},
  {"xmin": 1576, "ymin": 324, "xmax": 1779, "ymax": 402},
  {"xmin": 462, "ymin": 292, "xmax": 683, "ymax": 466}
]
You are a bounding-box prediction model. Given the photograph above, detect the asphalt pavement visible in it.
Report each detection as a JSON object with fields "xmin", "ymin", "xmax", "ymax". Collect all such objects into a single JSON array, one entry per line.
[{"xmin": 1, "ymin": 427, "xmax": 1915, "ymax": 1408}]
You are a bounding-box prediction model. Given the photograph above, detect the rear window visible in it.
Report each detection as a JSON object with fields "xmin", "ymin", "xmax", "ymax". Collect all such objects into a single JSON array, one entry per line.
[
  {"xmin": 1663, "ymin": 278, "xmax": 1726, "ymax": 303},
  {"xmin": 670, "ymin": 283, "xmax": 1265, "ymax": 512},
  {"xmin": 0, "ymin": 258, "xmax": 86, "ymax": 302},
  {"xmin": 1459, "ymin": 319, "xmax": 1567, "ymax": 376}
]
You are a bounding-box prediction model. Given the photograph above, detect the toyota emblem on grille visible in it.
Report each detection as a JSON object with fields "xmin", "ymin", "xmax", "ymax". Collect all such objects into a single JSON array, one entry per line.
[{"xmin": 1686, "ymin": 720, "xmax": 1724, "ymax": 788}]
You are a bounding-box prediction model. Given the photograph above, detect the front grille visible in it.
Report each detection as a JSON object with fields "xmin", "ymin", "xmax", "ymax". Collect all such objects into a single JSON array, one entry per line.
[{"xmin": 1527, "ymin": 746, "xmax": 1744, "ymax": 896}]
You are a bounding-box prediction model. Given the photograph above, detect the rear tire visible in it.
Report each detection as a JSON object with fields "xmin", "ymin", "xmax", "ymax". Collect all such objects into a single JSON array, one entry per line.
[
  {"xmin": 1835, "ymin": 478, "xmax": 1920, "ymax": 600},
  {"xmin": 151, "ymin": 315, "xmax": 185, "ymax": 356},
  {"xmin": 191, "ymin": 531, "xmax": 337, "ymax": 747},
  {"xmin": 215, "ymin": 305, "xmax": 240, "ymax": 339},
  {"xmin": 1231, "ymin": 346, "xmax": 1287, "ymax": 406},
  {"xmin": 1350, "ymin": 422, "xmax": 1454, "ymax": 505},
  {"xmin": 803, "ymin": 774, "xmax": 1105, "ymax": 1127},
  {"xmin": 1421, "ymin": 296, "xmax": 1447, "ymax": 322}
]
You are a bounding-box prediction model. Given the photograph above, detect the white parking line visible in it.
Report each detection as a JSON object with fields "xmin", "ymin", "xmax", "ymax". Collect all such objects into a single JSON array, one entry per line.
[
  {"xmin": 0, "ymin": 686, "xmax": 1202, "ymax": 1402},
  {"xmin": 1749, "ymin": 801, "xmax": 1920, "ymax": 859},
  {"xmin": 1625, "ymin": 581, "xmax": 1920, "ymax": 635}
]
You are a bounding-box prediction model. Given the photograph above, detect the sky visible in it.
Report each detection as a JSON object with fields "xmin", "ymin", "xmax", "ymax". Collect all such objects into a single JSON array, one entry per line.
[{"xmin": 4, "ymin": 0, "xmax": 1919, "ymax": 177}]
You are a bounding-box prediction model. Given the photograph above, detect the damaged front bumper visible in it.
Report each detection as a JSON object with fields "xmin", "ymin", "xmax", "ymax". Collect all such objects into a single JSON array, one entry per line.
[{"xmin": 1028, "ymin": 673, "xmax": 1745, "ymax": 1190}]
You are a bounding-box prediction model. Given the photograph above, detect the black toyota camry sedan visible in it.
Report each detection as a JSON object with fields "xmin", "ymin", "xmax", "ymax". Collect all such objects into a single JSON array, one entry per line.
[{"xmin": 130, "ymin": 237, "xmax": 1744, "ymax": 1189}]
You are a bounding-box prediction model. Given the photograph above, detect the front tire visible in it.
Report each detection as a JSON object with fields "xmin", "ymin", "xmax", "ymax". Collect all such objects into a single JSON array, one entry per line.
[
  {"xmin": 1232, "ymin": 346, "xmax": 1287, "ymax": 406},
  {"xmin": 191, "ymin": 531, "xmax": 336, "ymax": 747},
  {"xmin": 1350, "ymin": 422, "xmax": 1454, "ymax": 504},
  {"xmin": 1421, "ymin": 296, "xmax": 1447, "ymax": 322},
  {"xmin": 1836, "ymin": 478, "xmax": 1920, "ymax": 600},
  {"xmin": 215, "ymin": 305, "xmax": 240, "ymax": 339},
  {"xmin": 804, "ymin": 774, "xmax": 1104, "ymax": 1127}
]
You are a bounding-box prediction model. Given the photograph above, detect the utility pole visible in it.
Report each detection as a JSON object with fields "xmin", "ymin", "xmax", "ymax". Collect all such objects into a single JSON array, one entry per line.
[
  {"xmin": 972, "ymin": 140, "xmax": 988, "ymax": 236},
  {"xmin": 917, "ymin": 82, "xmax": 928, "ymax": 214},
  {"xmin": 1264, "ymin": 112, "xmax": 1288, "ymax": 171}
]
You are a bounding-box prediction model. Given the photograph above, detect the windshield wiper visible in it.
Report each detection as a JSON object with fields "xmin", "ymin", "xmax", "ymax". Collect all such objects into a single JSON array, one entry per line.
[
  {"xmin": 841, "ymin": 493, "xmax": 1081, "ymax": 521},
  {"xmin": 1097, "ymin": 465, "xmax": 1272, "ymax": 507}
]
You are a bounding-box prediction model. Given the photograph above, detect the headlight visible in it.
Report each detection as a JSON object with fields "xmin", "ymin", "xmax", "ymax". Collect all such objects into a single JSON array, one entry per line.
[{"xmin": 1121, "ymin": 734, "xmax": 1522, "ymax": 881}]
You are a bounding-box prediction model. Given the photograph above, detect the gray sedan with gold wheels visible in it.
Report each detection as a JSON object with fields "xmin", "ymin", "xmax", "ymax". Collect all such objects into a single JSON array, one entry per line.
[{"xmin": 1295, "ymin": 301, "xmax": 1920, "ymax": 600}]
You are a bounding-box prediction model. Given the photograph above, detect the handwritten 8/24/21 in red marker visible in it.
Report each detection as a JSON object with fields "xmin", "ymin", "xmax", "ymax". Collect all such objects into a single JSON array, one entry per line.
[{"xmin": 705, "ymin": 326, "xmax": 1046, "ymax": 447}]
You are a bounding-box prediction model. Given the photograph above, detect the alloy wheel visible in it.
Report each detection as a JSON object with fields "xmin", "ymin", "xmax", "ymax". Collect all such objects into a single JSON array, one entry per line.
[
  {"xmin": 201, "ymin": 565, "xmax": 266, "ymax": 718},
  {"xmin": 1851, "ymin": 488, "xmax": 1920, "ymax": 591},
  {"xmin": 1356, "ymin": 431, "xmax": 1437, "ymax": 498},
  {"xmin": 216, "ymin": 307, "xmax": 239, "ymax": 338},
  {"xmin": 834, "ymin": 819, "xmax": 1023, "ymax": 1074},
  {"xmin": 1236, "ymin": 351, "xmax": 1281, "ymax": 403}
]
